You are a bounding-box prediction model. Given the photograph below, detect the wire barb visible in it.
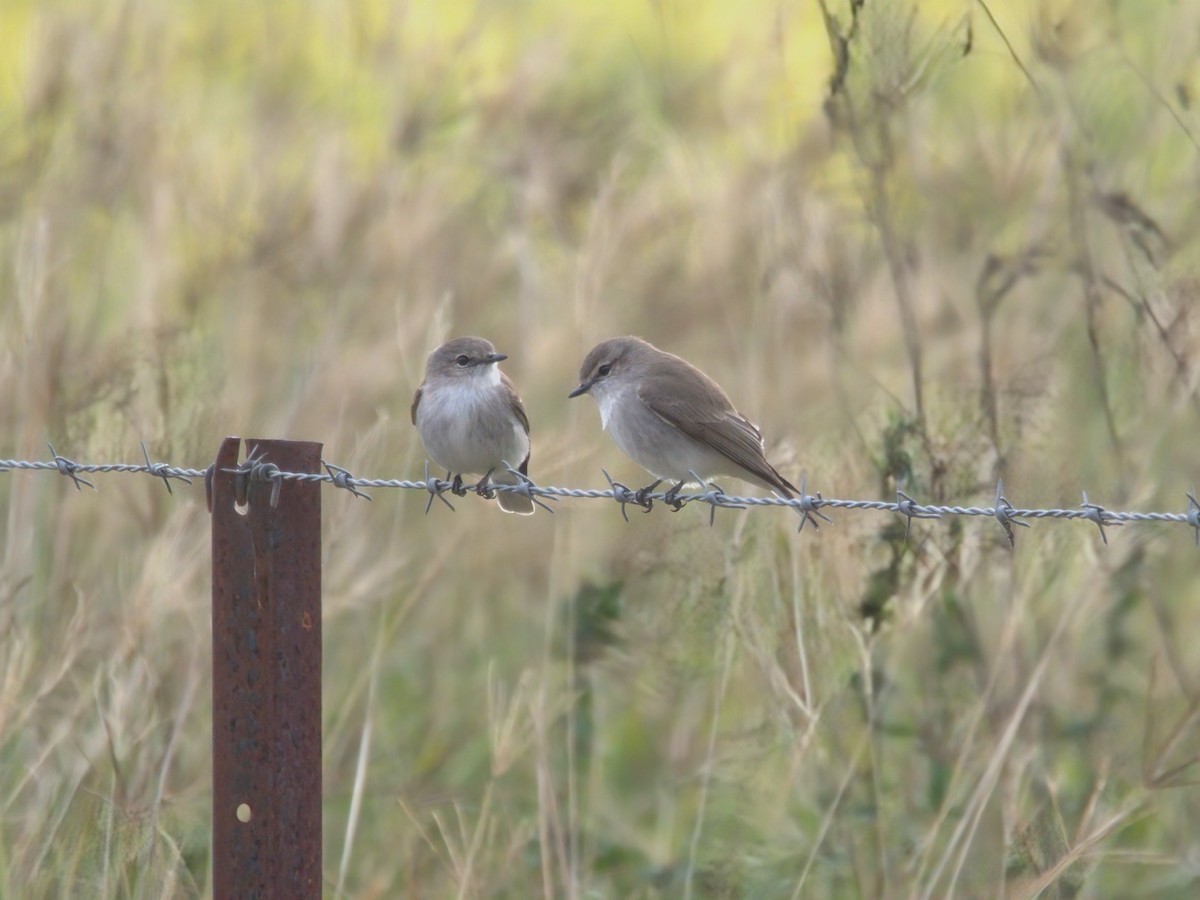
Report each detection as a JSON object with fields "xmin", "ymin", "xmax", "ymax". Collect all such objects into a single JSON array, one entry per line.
[
  {"xmin": 421, "ymin": 460, "xmax": 455, "ymax": 515},
  {"xmin": 1080, "ymin": 491, "xmax": 1121, "ymax": 545},
  {"xmin": 141, "ymin": 442, "xmax": 192, "ymax": 495},
  {"xmin": 221, "ymin": 445, "xmax": 284, "ymax": 508},
  {"xmin": 686, "ymin": 471, "xmax": 748, "ymax": 527},
  {"xmin": 691, "ymin": 480, "xmax": 744, "ymax": 528},
  {"xmin": 992, "ymin": 479, "xmax": 1030, "ymax": 548},
  {"xmin": 499, "ymin": 462, "xmax": 556, "ymax": 514},
  {"xmin": 47, "ymin": 443, "xmax": 96, "ymax": 491},
  {"xmin": 601, "ymin": 469, "xmax": 648, "ymax": 523},
  {"xmin": 323, "ymin": 460, "xmax": 372, "ymax": 501},
  {"xmin": 896, "ymin": 489, "xmax": 941, "ymax": 542},
  {"xmin": 205, "ymin": 464, "xmax": 216, "ymax": 513},
  {"xmin": 794, "ymin": 475, "xmax": 834, "ymax": 534}
]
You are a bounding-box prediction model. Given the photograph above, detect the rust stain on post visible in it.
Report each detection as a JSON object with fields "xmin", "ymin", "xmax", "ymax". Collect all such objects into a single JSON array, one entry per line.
[{"xmin": 211, "ymin": 437, "xmax": 323, "ymax": 899}]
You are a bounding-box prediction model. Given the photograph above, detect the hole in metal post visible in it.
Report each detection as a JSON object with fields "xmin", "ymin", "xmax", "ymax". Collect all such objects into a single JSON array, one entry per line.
[
  {"xmin": 236, "ymin": 803, "xmax": 252, "ymax": 823},
  {"xmin": 234, "ymin": 500, "xmax": 249, "ymax": 516}
]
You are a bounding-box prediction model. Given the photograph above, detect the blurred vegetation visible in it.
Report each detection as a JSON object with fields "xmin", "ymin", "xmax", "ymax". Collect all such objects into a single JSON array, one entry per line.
[{"xmin": 3, "ymin": 0, "xmax": 1200, "ymax": 896}]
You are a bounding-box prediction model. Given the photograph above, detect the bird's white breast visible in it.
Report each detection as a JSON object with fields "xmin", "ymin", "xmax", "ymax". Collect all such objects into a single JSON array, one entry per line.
[
  {"xmin": 416, "ymin": 374, "xmax": 527, "ymax": 476},
  {"xmin": 594, "ymin": 387, "xmax": 620, "ymax": 430}
]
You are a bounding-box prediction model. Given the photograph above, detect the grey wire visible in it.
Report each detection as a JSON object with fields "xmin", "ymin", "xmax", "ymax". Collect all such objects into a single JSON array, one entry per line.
[{"xmin": 1, "ymin": 450, "xmax": 1197, "ymax": 544}]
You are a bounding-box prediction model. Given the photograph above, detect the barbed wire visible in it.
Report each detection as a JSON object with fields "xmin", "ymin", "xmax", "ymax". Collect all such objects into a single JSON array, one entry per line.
[{"xmin": 1, "ymin": 443, "xmax": 1198, "ymax": 548}]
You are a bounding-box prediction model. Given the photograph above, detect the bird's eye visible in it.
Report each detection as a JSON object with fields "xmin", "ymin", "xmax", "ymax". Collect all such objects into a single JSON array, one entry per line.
[
  {"xmin": 596, "ymin": 363, "xmax": 612, "ymax": 377},
  {"xmin": 455, "ymin": 355, "xmax": 470, "ymax": 367}
]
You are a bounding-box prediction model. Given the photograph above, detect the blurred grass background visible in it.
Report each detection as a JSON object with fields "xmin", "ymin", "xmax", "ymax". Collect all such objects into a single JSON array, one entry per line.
[{"xmin": 3, "ymin": 0, "xmax": 1200, "ymax": 896}]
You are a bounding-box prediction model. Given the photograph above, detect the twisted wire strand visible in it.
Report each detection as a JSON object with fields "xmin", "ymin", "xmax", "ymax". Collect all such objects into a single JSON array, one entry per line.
[{"xmin": 1, "ymin": 447, "xmax": 1197, "ymax": 545}]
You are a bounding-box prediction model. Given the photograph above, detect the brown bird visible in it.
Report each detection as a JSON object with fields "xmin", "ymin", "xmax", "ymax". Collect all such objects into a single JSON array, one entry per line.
[{"xmin": 569, "ymin": 336, "xmax": 797, "ymax": 500}]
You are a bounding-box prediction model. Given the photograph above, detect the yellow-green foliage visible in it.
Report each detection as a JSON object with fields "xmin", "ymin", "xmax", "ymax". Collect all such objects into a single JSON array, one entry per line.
[{"xmin": 3, "ymin": 0, "xmax": 1200, "ymax": 896}]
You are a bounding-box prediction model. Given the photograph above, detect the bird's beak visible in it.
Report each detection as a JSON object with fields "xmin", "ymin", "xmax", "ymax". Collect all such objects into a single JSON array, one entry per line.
[
  {"xmin": 567, "ymin": 380, "xmax": 591, "ymax": 399},
  {"xmin": 486, "ymin": 352, "xmax": 508, "ymax": 364}
]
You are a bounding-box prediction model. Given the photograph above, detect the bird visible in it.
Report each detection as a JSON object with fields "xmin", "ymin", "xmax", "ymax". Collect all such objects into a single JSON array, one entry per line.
[
  {"xmin": 412, "ymin": 336, "xmax": 535, "ymax": 514},
  {"xmin": 568, "ymin": 336, "xmax": 797, "ymax": 504}
]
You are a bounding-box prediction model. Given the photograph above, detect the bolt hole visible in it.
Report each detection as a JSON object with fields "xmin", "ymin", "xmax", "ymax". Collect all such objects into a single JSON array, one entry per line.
[
  {"xmin": 234, "ymin": 500, "xmax": 249, "ymax": 516},
  {"xmin": 236, "ymin": 803, "xmax": 252, "ymax": 823}
]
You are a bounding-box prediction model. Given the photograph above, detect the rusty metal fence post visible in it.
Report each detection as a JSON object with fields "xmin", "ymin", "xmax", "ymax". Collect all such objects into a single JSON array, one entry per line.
[{"xmin": 210, "ymin": 437, "xmax": 323, "ymax": 898}]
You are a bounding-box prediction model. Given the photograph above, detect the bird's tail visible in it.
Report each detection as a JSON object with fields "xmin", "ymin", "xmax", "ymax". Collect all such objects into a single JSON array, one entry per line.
[{"xmin": 493, "ymin": 467, "xmax": 535, "ymax": 515}]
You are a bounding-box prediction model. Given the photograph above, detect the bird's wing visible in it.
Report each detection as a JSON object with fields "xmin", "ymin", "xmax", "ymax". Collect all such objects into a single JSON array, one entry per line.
[
  {"xmin": 500, "ymin": 371, "xmax": 531, "ymax": 474},
  {"xmin": 500, "ymin": 372, "xmax": 530, "ymax": 435},
  {"xmin": 637, "ymin": 363, "xmax": 795, "ymax": 494},
  {"xmin": 410, "ymin": 385, "xmax": 423, "ymax": 425}
]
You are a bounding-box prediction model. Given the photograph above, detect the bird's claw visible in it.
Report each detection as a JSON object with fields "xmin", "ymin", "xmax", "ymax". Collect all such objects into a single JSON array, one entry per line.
[
  {"xmin": 632, "ymin": 479, "xmax": 662, "ymax": 512},
  {"xmin": 662, "ymin": 479, "xmax": 689, "ymax": 511},
  {"xmin": 473, "ymin": 469, "xmax": 496, "ymax": 500}
]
